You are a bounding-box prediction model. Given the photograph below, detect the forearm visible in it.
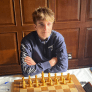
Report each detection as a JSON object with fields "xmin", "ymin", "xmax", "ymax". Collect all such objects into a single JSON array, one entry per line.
[
  {"xmin": 21, "ymin": 59, "xmax": 51, "ymax": 76},
  {"xmin": 47, "ymin": 57, "xmax": 68, "ymax": 73}
]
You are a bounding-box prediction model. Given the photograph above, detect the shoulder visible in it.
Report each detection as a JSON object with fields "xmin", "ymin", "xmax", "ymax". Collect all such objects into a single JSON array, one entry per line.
[
  {"xmin": 21, "ymin": 31, "xmax": 36, "ymax": 44},
  {"xmin": 52, "ymin": 30, "xmax": 64, "ymax": 41}
]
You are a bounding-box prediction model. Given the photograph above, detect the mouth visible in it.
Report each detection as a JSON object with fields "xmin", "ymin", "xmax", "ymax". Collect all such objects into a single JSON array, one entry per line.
[{"xmin": 43, "ymin": 32, "xmax": 48, "ymax": 33}]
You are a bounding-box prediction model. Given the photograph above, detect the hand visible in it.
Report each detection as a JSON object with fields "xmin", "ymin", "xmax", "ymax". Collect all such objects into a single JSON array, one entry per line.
[
  {"xmin": 49, "ymin": 57, "xmax": 58, "ymax": 67},
  {"xmin": 24, "ymin": 56, "xmax": 36, "ymax": 66}
]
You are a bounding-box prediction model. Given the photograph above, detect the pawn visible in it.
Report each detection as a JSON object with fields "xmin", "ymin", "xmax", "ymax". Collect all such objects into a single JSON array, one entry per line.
[
  {"xmin": 47, "ymin": 73, "xmax": 50, "ymax": 82},
  {"xmin": 69, "ymin": 77, "xmax": 72, "ymax": 83},
  {"xmin": 60, "ymin": 75, "xmax": 63, "ymax": 81},
  {"xmin": 54, "ymin": 73, "xmax": 57, "ymax": 82},
  {"xmin": 22, "ymin": 77, "xmax": 24, "ymax": 82},
  {"xmin": 36, "ymin": 80, "xmax": 39, "ymax": 87},
  {"xmin": 42, "ymin": 79, "xmax": 46, "ymax": 86},
  {"xmin": 41, "ymin": 76, "xmax": 45, "ymax": 83},
  {"xmin": 61, "ymin": 73, "xmax": 63, "ymax": 76},
  {"xmin": 67, "ymin": 73, "xmax": 70, "ymax": 80},
  {"xmin": 23, "ymin": 80, "xmax": 26, "ymax": 88},
  {"xmin": 41, "ymin": 72, "xmax": 44, "ymax": 82},
  {"xmin": 29, "ymin": 79, "xmax": 32, "ymax": 87},
  {"xmin": 50, "ymin": 78, "xmax": 53, "ymax": 86},
  {"xmin": 55, "ymin": 78, "xmax": 59, "ymax": 85},
  {"xmin": 28, "ymin": 75, "xmax": 31, "ymax": 84},
  {"xmin": 63, "ymin": 78, "xmax": 66, "ymax": 84},
  {"xmin": 42, "ymin": 71, "xmax": 44, "ymax": 77},
  {"xmin": 34, "ymin": 75, "xmax": 37, "ymax": 83}
]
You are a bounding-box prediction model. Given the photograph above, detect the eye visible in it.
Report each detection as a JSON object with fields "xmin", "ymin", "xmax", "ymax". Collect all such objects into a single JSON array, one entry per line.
[
  {"xmin": 41, "ymin": 24, "xmax": 44, "ymax": 26},
  {"xmin": 39, "ymin": 23, "xmax": 44, "ymax": 26}
]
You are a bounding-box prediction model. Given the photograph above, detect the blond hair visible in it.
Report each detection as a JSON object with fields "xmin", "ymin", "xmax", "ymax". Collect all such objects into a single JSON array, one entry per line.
[{"xmin": 32, "ymin": 7, "xmax": 55, "ymax": 24}]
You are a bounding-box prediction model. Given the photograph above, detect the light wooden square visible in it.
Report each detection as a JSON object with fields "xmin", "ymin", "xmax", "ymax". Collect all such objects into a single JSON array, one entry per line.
[
  {"xmin": 48, "ymin": 86, "xmax": 55, "ymax": 90},
  {"xmin": 20, "ymin": 88, "xmax": 27, "ymax": 92},
  {"xmin": 34, "ymin": 87, "xmax": 41, "ymax": 92}
]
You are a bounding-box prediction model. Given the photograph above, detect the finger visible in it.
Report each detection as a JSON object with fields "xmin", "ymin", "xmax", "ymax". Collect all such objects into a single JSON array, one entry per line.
[
  {"xmin": 26, "ymin": 62, "xmax": 32, "ymax": 65},
  {"xmin": 25, "ymin": 56, "xmax": 31, "ymax": 60}
]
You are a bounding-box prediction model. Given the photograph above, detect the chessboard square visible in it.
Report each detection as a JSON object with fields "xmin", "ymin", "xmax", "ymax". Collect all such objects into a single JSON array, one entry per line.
[
  {"xmin": 55, "ymin": 85, "xmax": 62, "ymax": 90},
  {"xmin": 14, "ymin": 84, "xmax": 20, "ymax": 87},
  {"xmin": 41, "ymin": 86, "xmax": 48, "ymax": 91},
  {"xmin": 70, "ymin": 88, "xmax": 78, "ymax": 92},
  {"xmin": 56, "ymin": 89, "xmax": 64, "ymax": 92},
  {"xmin": 27, "ymin": 87, "xmax": 34, "ymax": 92},
  {"xmin": 63, "ymin": 89, "xmax": 71, "ymax": 92},
  {"xmin": 48, "ymin": 86, "xmax": 55, "ymax": 90},
  {"xmin": 14, "ymin": 88, "xmax": 20, "ymax": 92},
  {"xmin": 68, "ymin": 84, "xmax": 76, "ymax": 88},
  {"xmin": 20, "ymin": 88, "xmax": 27, "ymax": 92},
  {"xmin": 34, "ymin": 87, "xmax": 41, "ymax": 92},
  {"xmin": 49, "ymin": 90, "xmax": 56, "ymax": 92},
  {"xmin": 62, "ymin": 85, "xmax": 69, "ymax": 89}
]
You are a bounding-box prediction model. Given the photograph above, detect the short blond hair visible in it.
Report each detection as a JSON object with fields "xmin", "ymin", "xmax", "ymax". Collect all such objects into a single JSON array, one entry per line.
[{"xmin": 32, "ymin": 7, "xmax": 55, "ymax": 24}]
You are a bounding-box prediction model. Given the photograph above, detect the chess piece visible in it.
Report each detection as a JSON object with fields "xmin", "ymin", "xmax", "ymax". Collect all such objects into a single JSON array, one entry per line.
[
  {"xmin": 29, "ymin": 79, "xmax": 32, "ymax": 87},
  {"xmin": 63, "ymin": 78, "xmax": 66, "ymax": 84},
  {"xmin": 60, "ymin": 73, "xmax": 63, "ymax": 81},
  {"xmin": 34, "ymin": 75, "xmax": 37, "ymax": 83},
  {"xmin": 69, "ymin": 77, "xmax": 72, "ymax": 83},
  {"xmin": 55, "ymin": 78, "xmax": 59, "ymax": 85},
  {"xmin": 42, "ymin": 79, "xmax": 46, "ymax": 86},
  {"xmin": 28, "ymin": 75, "xmax": 31, "ymax": 84},
  {"xmin": 61, "ymin": 73, "xmax": 63, "ymax": 76},
  {"xmin": 36, "ymin": 79, "xmax": 39, "ymax": 87},
  {"xmin": 67, "ymin": 73, "xmax": 70, "ymax": 80},
  {"xmin": 47, "ymin": 73, "xmax": 50, "ymax": 82},
  {"xmin": 22, "ymin": 77, "xmax": 24, "ymax": 82},
  {"xmin": 54, "ymin": 73, "xmax": 57, "ymax": 82},
  {"xmin": 23, "ymin": 80, "xmax": 26, "ymax": 88},
  {"xmin": 50, "ymin": 78, "xmax": 53, "ymax": 86},
  {"xmin": 41, "ymin": 71, "xmax": 44, "ymax": 82}
]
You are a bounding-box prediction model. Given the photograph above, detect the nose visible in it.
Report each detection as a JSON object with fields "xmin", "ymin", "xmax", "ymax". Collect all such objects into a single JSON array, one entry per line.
[{"xmin": 44, "ymin": 24, "xmax": 48, "ymax": 31}]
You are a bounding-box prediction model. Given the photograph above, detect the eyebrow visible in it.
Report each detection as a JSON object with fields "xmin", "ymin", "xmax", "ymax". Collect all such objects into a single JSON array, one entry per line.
[{"xmin": 38, "ymin": 22, "xmax": 44, "ymax": 24}]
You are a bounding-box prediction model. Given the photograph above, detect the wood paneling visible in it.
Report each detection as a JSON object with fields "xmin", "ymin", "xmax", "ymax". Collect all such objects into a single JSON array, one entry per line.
[
  {"xmin": 0, "ymin": 0, "xmax": 47, "ymax": 75},
  {"xmin": 55, "ymin": 0, "xmax": 81, "ymax": 22},
  {"xmin": 23, "ymin": 31, "xmax": 34, "ymax": 37},
  {"xmin": 0, "ymin": 33, "xmax": 18, "ymax": 65},
  {"xmin": 0, "ymin": 0, "xmax": 92, "ymax": 75},
  {"xmin": 20, "ymin": 0, "xmax": 47, "ymax": 25},
  {"xmin": 56, "ymin": 29, "xmax": 79, "ymax": 59},
  {"xmin": 86, "ymin": 0, "xmax": 92, "ymax": 21},
  {"xmin": 49, "ymin": 0, "xmax": 92, "ymax": 68},
  {"xmin": 85, "ymin": 28, "xmax": 92, "ymax": 58},
  {"xmin": 0, "ymin": 0, "xmax": 15, "ymax": 25}
]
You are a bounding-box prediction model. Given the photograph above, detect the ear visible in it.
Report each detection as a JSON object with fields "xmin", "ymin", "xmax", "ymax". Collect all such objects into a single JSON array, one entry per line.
[{"xmin": 34, "ymin": 24, "xmax": 37, "ymax": 30}]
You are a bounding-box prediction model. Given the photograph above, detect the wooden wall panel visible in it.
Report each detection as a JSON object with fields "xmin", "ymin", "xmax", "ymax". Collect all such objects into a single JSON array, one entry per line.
[
  {"xmin": 23, "ymin": 31, "xmax": 34, "ymax": 37},
  {"xmin": 0, "ymin": 0, "xmax": 15, "ymax": 25},
  {"xmin": 56, "ymin": 29, "xmax": 79, "ymax": 59},
  {"xmin": 0, "ymin": 33, "xmax": 18, "ymax": 65},
  {"xmin": 20, "ymin": 0, "xmax": 47, "ymax": 25},
  {"xmin": 55, "ymin": 0, "xmax": 80, "ymax": 22},
  {"xmin": 85, "ymin": 28, "xmax": 92, "ymax": 58},
  {"xmin": 0, "ymin": 0, "xmax": 92, "ymax": 75},
  {"xmin": 86, "ymin": 0, "xmax": 92, "ymax": 21}
]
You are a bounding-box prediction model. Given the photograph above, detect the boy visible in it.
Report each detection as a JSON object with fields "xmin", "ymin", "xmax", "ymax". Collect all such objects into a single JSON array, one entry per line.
[{"xmin": 20, "ymin": 7, "xmax": 68, "ymax": 76}]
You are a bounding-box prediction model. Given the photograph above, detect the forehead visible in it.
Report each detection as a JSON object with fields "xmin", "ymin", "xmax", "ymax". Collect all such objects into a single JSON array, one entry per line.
[{"xmin": 37, "ymin": 20, "xmax": 53, "ymax": 24}]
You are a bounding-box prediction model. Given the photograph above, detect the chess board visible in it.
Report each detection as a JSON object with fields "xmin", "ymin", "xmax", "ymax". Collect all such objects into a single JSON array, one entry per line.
[{"xmin": 13, "ymin": 74, "xmax": 85, "ymax": 92}]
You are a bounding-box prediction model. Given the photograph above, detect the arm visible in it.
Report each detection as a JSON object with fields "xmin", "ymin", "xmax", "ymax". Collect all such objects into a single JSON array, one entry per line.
[
  {"xmin": 20, "ymin": 40, "xmax": 51, "ymax": 76},
  {"xmin": 25, "ymin": 56, "xmax": 57, "ymax": 67},
  {"xmin": 47, "ymin": 36, "xmax": 68, "ymax": 73}
]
